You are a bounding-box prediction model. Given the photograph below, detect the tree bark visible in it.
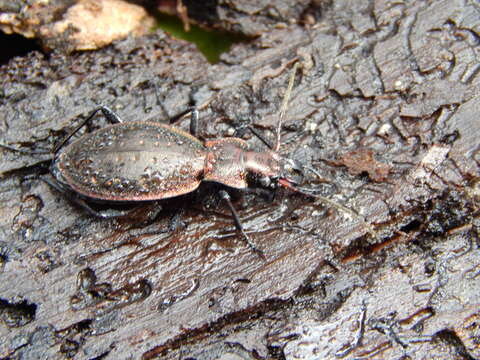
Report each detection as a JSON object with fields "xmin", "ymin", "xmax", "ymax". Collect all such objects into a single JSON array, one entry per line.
[{"xmin": 0, "ymin": 0, "xmax": 479, "ymax": 359}]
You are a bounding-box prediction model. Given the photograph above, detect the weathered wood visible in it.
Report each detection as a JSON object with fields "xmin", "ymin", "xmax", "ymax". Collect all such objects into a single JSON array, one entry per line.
[{"xmin": 0, "ymin": 0, "xmax": 479, "ymax": 359}]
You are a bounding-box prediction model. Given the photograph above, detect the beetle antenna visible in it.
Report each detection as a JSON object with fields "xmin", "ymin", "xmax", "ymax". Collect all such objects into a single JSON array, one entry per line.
[
  {"xmin": 278, "ymin": 178, "xmax": 377, "ymax": 238},
  {"xmin": 274, "ymin": 61, "xmax": 299, "ymax": 152}
]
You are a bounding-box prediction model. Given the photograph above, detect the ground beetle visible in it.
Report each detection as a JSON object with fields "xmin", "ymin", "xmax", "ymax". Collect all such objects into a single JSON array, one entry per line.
[{"xmin": 1, "ymin": 63, "xmax": 373, "ymax": 257}]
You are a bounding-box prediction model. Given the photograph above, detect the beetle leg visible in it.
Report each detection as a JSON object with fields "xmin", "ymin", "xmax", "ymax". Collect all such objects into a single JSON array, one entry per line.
[
  {"xmin": 246, "ymin": 126, "xmax": 274, "ymax": 149},
  {"xmin": 189, "ymin": 107, "xmax": 199, "ymax": 137},
  {"xmin": 218, "ymin": 190, "xmax": 265, "ymax": 259},
  {"xmin": 232, "ymin": 125, "xmax": 274, "ymax": 150},
  {"xmin": 166, "ymin": 107, "xmax": 200, "ymax": 136},
  {"xmin": 166, "ymin": 209, "xmax": 186, "ymax": 232},
  {"xmin": 75, "ymin": 200, "xmax": 140, "ymax": 219},
  {"xmin": 0, "ymin": 143, "xmax": 52, "ymax": 157},
  {"xmin": 41, "ymin": 177, "xmax": 139, "ymax": 219},
  {"xmin": 54, "ymin": 106, "xmax": 124, "ymax": 154},
  {"xmin": 241, "ymin": 187, "xmax": 276, "ymax": 202},
  {"xmin": 95, "ymin": 105, "xmax": 124, "ymax": 124}
]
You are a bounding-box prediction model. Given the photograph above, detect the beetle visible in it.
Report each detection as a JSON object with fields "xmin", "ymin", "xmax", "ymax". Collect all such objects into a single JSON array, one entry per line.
[{"xmin": 1, "ymin": 63, "xmax": 373, "ymax": 257}]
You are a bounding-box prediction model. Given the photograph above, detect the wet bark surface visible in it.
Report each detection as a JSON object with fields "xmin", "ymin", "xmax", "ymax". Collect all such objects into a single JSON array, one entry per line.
[{"xmin": 0, "ymin": 0, "xmax": 479, "ymax": 359}]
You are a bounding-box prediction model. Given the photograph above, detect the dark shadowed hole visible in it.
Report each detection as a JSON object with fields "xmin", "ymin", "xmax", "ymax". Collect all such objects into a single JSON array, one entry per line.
[
  {"xmin": 433, "ymin": 329, "xmax": 475, "ymax": 360},
  {"xmin": 0, "ymin": 297, "xmax": 38, "ymax": 327},
  {"xmin": 74, "ymin": 318, "xmax": 93, "ymax": 332},
  {"xmin": 0, "ymin": 31, "xmax": 43, "ymax": 65},
  {"xmin": 399, "ymin": 219, "xmax": 422, "ymax": 233},
  {"xmin": 89, "ymin": 351, "xmax": 111, "ymax": 360}
]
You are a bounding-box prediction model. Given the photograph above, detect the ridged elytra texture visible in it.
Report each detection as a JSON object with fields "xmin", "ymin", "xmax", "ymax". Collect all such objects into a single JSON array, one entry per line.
[{"xmin": 55, "ymin": 122, "xmax": 207, "ymax": 201}]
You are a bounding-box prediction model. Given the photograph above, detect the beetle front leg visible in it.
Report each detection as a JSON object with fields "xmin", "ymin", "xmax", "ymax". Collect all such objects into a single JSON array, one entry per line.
[{"xmin": 218, "ymin": 190, "xmax": 265, "ymax": 259}]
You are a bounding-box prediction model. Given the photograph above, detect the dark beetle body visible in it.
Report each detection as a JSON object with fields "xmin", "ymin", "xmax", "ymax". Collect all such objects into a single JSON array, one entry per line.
[{"xmin": 53, "ymin": 121, "xmax": 282, "ymax": 202}]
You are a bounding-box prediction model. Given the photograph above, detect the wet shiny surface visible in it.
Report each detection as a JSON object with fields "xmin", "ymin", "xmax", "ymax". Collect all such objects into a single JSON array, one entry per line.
[
  {"xmin": 57, "ymin": 122, "xmax": 206, "ymax": 200},
  {"xmin": 1, "ymin": 1, "xmax": 479, "ymax": 358}
]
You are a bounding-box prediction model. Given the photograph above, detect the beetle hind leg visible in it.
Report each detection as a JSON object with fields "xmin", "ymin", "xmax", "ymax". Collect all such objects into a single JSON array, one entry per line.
[
  {"xmin": 0, "ymin": 143, "xmax": 53, "ymax": 163},
  {"xmin": 53, "ymin": 106, "xmax": 125, "ymax": 155},
  {"xmin": 218, "ymin": 190, "xmax": 265, "ymax": 260},
  {"xmin": 41, "ymin": 177, "xmax": 140, "ymax": 219}
]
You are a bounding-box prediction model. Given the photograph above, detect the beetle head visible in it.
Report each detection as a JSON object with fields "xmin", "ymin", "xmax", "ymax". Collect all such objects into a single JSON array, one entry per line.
[
  {"xmin": 244, "ymin": 150, "xmax": 301, "ymax": 189},
  {"xmin": 279, "ymin": 157, "xmax": 304, "ymax": 186},
  {"xmin": 252, "ymin": 154, "xmax": 304, "ymax": 190}
]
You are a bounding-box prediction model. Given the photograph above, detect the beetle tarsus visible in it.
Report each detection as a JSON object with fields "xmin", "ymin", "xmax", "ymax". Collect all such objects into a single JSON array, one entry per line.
[
  {"xmin": 41, "ymin": 176, "xmax": 139, "ymax": 219},
  {"xmin": 218, "ymin": 190, "xmax": 265, "ymax": 259}
]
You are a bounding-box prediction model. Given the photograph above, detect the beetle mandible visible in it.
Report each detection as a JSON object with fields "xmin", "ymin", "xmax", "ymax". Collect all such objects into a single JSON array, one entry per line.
[{"xmin": 1, "ymin": 63, "xmax": 373, "ymax": 257}]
